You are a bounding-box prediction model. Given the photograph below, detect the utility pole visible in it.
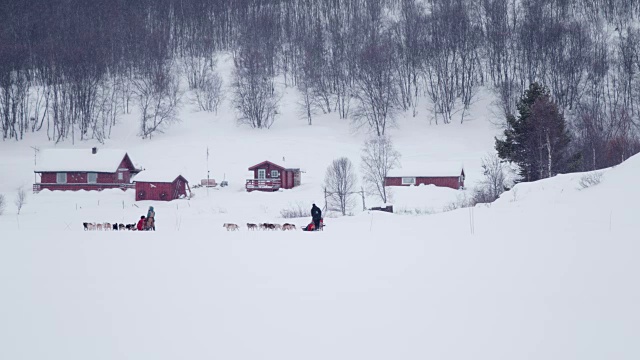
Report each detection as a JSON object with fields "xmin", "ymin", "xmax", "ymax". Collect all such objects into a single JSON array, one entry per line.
[
  {"xmin": 206, "ymin": 146, "xmax": 210, "ymax": 197},
  {"xmin": 323, "ymin": 187, "xmax": 328, "ymax": 213},
  {"xmin": 31, "ymin": 146, "xmax": 39, "ymax": 166},
  {"xmin": 31, "ymin": 146, "xmax": 40, "ymax": 185}
]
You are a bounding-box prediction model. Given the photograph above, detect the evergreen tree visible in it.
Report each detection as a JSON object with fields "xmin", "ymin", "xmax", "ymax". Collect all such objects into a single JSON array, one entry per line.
[{"xmin": 495, "ymin": 83, "xmax": 572, "ymax": 182}]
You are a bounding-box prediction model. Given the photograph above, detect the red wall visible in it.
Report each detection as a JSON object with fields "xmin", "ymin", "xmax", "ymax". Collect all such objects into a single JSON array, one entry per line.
[
  {"xmin": 172, "ymin": 178, "xmax": 188, "ymax": 198},
  {"xmin": 251, "ymin": 163, "xmax": 290, "ymax": 189},
  {"xmin": 284, "ymin": 170, "xmax": 293, "ymax": 189},
  {"xmin": 38, "ymin": 155, "xmax": 134, "ymax": 188},
  {"xmin": 39, "ymin": 172, "xmax": 122, "ymax": 188},
  {"xmin": 251, "ymin": 163, "xmax": 284, "ymax": 181},
  {"xmin": 136, "ymin": 182, "xmax": 172, "ymax": 201},
  {"xmin": 116, "ymin": 157, "xmax": 134, "ymax": 183},
  {"xmin": 41, "ymin": 172, "xmax": 102, "ymax": 183},
  {"xmin": 250, "ymin": 163, "xmax": 302, "ymax": 190},
  {"xmin": 136, "ymin": 178, "xmax": 188, "ymax": 201},
  {"xmin": 385, "ymin": 176, "xmax": 463, "ymax": 190}
]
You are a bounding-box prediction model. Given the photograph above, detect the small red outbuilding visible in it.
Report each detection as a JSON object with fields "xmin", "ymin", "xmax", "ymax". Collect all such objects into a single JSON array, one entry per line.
[
  {"xmin": 246, "ymin": 160, "xmax": 301, "ymax": 192},
  {"xmin": 385, "ymin": 164, "xmax": 465, "ymax": 190},
  {"xmin": 133, "ymin": 171, "xmax": 191, "ymax": 201}
]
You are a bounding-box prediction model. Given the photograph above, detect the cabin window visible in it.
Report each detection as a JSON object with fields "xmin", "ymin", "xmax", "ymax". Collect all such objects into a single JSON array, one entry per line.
[
  {"xmin": 56, "ymin": 173, "xmax": 67, "ymax": 184},
  {"xmin": 258, "ymin": 169, "xmax": 266, "ymax": 179},
  {"xmin": 271, "ymin": 170, "xmax": 279, "ymax": 178},
  {"xmin": 402, "ymin": 177, "xmax": 416, "ymax": 185},
  {"xmin": 87, "ymin": 172, "xmax": 97, "ymax": 183},
  {"xmin": 117, "ymin": 172, "xmax": 124, "ymax": 181}
]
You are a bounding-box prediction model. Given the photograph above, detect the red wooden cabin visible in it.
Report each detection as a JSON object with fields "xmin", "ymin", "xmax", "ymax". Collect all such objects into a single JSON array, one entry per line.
[
  {"xmin": 385, "ymin": 165, "xmax": 465, "ymax": 190},
  {"xmin": 33, "ymin": 147, "xmax": 140, "ymax": 192},
  {"xmin": 246, "ymin": 160, "xmax": 301, "ymax": 192},
  {"xmin": 133, "ymin": 172, "xmax": 191, "ymax": 201}
]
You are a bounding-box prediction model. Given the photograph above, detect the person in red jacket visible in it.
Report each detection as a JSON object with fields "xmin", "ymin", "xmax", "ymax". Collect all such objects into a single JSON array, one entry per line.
[{"xmin": 136, "ymin": 216, "xmax": 146, "ymax": 231}]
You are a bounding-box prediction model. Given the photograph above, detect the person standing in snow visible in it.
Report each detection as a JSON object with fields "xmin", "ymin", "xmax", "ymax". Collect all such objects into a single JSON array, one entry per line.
[
  {"xmin": 311, "ymin": 203, "xmax": 322, "ymax": 231},
  {"xmin": 146, "ymin": 206, "xmax": 155, "ymax": 231}
]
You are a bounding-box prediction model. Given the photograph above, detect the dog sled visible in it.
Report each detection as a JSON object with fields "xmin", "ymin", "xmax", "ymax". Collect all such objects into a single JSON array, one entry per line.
[{"xmin": 302, "ymin": 218, "xmax": 324, "ymax": 231}]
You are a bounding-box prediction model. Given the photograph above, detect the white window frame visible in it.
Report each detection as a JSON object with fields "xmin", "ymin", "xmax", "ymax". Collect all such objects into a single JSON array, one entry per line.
[
  {"xmin": 271, "ymin": 170, "xmax": 279, "ymax": 178},
  {"xmin": 87, "ymin": 172, "xmax": 97, "ymax": 184},
  {"xmin": 56, "ymin": 172, "xmax": 67, "ymax": 184},
  {"xmin": 402, "ymin": 177, "xmax": 416, "ymax": 185},
  {"xmin": 117, "ymin": 172, "xmax": 124, "ymax": 181},
  {"xmin": 258, "ymin": 169, "xmax": 266, "ymax": 179}
]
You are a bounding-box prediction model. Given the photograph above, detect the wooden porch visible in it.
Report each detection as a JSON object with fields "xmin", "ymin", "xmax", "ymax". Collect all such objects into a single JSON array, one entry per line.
[
  {"xmin": 33, "ymin": 183, "xmax": 135, "ymax": 193},
  {"xmin": 245, "ymin": 179, "xmax": 281, "ymax": 192}
]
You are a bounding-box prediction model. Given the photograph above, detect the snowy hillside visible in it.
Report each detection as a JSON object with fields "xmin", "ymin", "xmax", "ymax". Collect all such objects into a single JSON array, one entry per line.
[{"xmin": 0, "ymin": 55, "xmax": 500, "ymax": 221}]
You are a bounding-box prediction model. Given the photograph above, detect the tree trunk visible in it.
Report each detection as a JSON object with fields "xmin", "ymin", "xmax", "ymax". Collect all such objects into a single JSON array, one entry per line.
[{"xmin": 546, "ymin": 132, "xmax": 552, "ymax": 177}]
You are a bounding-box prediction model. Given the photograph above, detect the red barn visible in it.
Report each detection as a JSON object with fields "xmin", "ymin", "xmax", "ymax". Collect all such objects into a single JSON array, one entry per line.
[
  {"xmin": 385, "ymin": 164, "xmax": 465, "ymax": 190},
  {"xmin": 133, "ymin": 171, "xmax": 191, "ymax": 201},
  {"xmin": 246, "ymin": 160, "xmax": 301, "ymax": 192},
  {"xmin": 33, "ymin": 147, "xmax": 140, "ymax": 192}
]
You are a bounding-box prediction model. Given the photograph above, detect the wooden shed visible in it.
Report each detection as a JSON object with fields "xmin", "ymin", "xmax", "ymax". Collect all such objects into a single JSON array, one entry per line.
[
  {"xmin": 133, "ymin": 171, "xmax": 191, "ymax": 201},
  {"xmin": 246, "ymin": 160, "xmax": 301, "ymax": 192},
  {"xmin": 385, "ymin": 164, "xmax": 465, "ymax": 190},
  {"xmin": 33, "ymin": 147, "xmax": 141, "ymax": 192}
]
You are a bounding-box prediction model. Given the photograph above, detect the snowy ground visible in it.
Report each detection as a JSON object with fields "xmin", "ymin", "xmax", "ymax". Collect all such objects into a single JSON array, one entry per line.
[
  {"xmin": 1, "ymin": 56, "xmax": 639, "ymax": 359},
  {"xmin": 1, "ymin": 155, "xmax": 639, "ymax": 359}
]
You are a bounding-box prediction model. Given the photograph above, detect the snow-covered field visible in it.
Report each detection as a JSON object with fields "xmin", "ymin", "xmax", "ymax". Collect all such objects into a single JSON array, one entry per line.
[{"xmin": 1, "ymin": 56, "xmax": 639, "ymax": 359}]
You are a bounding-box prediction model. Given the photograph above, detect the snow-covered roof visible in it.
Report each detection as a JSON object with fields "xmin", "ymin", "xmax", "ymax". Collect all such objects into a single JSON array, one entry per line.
[
  {"xmin": 248, "ymin": 160, "xmax": 299, "ymax": 170},
  {"xmin": 133, "ymin": 169, "xmax": 187, "ymax": 183},
  {"xmin": 35, "ymin": 149, "xmax": 133, "ymax": 173},
  {"xmin": 388, "ymin": 162, "xmax": 464, "ymax": 177}
]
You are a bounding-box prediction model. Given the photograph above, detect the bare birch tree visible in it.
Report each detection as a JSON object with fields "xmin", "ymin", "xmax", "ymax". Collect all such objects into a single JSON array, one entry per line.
[
  {"xmin": 351, "ymin": 38, "xmax": 400, "ymax": 136},
  {"xmin": 473, "ymin": 153, "xmax": 508, "ymax": 204},
  {"xmin": 133, "ymin": 64, "xmax": 183, "ymax": 139},
  {"xmin": 360, "ymin": 136, "xmax": 401, "ymax": 203},
  {"xmin": 324, "ymin": 157, "xmax": 358, "ymax": 216},
  {"xmin": 15, "ymin": 188, "xmax": 27, "ymax": 215}
]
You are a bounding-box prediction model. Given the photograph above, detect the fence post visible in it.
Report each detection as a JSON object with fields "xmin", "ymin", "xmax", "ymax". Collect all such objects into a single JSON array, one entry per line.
[
  {"xmin": 361, "ymin": 187, "xmax": 366, "ymax": 211},
  {"xmin": 469, "ymin": 207, "xmax": 475, "ymax": 235}
]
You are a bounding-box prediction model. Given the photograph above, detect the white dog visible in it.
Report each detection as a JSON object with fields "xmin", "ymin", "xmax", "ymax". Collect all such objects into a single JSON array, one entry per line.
[{"xmin": 223, "ymin": 223, "xmax": 239, "ymax": 231}]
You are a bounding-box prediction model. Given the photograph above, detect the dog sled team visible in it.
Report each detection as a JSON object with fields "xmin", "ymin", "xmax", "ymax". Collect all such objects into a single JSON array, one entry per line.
[
  {"xmin": 82, "ymin": 203, "xmax": 324, "ymax": 232},
  {"xmin": 224, "ymin": 203, "xmax": 325, "ymax": 232},
  {"xmin": 224, "ymin": 222, "xmax": 298, "ymax": 231},
  {"xmin": 83, "ymin": 206, "xmax": 156, "ymax": 231}
]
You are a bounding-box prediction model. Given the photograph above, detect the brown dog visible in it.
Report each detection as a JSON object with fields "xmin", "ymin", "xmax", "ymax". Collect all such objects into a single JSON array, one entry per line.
[{"xmin": 247, "ymin": 223, "xmax": 258, "ymax": 231}]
